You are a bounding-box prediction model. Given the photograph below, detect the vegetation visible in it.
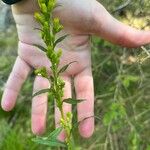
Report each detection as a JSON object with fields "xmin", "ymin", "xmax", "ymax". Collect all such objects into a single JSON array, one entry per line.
[
  {"xmin": 32, "ymin": 0, "xmax": 80, "ymax": 149},
  {"xmin": 0, "ymin": 0, "xmax": 150, "ymax": 149}
]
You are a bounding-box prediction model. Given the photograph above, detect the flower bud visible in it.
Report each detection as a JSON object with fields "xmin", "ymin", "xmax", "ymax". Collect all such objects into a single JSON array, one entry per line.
[
  {"xmin": 41, "ymin": 3, "xmax": 47, "ymax": 14},
  {"xmin": 34, "ymin": 12, "xmax": 45, "ymax": 24}
]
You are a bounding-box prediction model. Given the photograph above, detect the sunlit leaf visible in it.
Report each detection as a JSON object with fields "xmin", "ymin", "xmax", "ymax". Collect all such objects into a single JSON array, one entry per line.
[
  {"xmin": 32, "ymin": 137, "xmax": 66, "ymax": 147},
  {"xmin": 32, "ymin": 127, "xmax": 66, "ymax": 147},
  {"xmin": 48, "ymin": 127, "xmax": 63, "ymax": 139},
  {"xmin": 146, "ymin": 145, "xmax": 150, "ymax": 150}
]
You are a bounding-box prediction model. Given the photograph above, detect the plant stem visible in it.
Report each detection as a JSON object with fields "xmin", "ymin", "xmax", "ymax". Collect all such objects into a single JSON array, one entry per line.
[{"xmin": 34, "ymin": 0, "xmax": 74, "ymax": 149}]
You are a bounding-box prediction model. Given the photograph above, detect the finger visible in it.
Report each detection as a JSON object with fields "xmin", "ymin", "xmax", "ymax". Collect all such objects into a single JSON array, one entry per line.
[
  {"xmin": 55, "ymin": 75, "xmax": 72, "ymax": 141},
  {"xmin": 93, "ymin": 1, "xmax": 150, "ymax": 47},
  {"xmin": 32, "ymin": 76, "xmax": 49, "ymax": 135},
  {"xmin": 74, "ymin": 67, "xmax": 94, "ymax": 138},
  {"xmin": 1, "ymin": 56, "xmax": 31, "ymax": 111}
]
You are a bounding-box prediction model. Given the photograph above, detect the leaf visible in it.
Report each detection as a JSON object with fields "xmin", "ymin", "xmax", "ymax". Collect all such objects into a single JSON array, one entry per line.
[
  {"xmin": 34, "ymin": 67, "xmax": 48, "ymax": 78},
  {"xmin": 58, "ymin": 61, "xmax": 77, "ymax": 74},
  {"xmin": 48, "ymin": 127, "xmax": 63, "ymax": 139},
  {"xmin": 32, "ymin": 127, "xmax": 66, "ymax": 148},
  {"xmin": 122, "ymin": 75, "xmax": 139, "ymax": 88},
  {"xmin": 32, "ymin": 137, "xmax": 66, "ymax": 147},
  {"xmin": 72, "ymin": 115, "xmax": 101, "ymax": 130},
  {"xmin": 33, "ymin": 44, "xmax": 47, "ymax": 52},
  {"xmin": 50, "ymin": 75, "xmax": 54, "ymax": 82},
  {"xmin": 103, "ymin": 112, "xmax": 113, "ymax": 126},
  {"xmin": 32, "ymin": 88, "xmax": 50, "ymax": 98},
  {"xmin": 146, "ymin": 145, "xmax": 150, "ymax": 150},
  {"xmin": 63, "ymin": 98, "xmax": 85, "ymax": 105},
  {"xmin": 54, "ymin": 34, "xmax": 68, "ymax": 47},
  {"xmin": 34, "ymin": 27, "xmax": 43, "ymax": 32},
  {"xmin": 54, "ymin": 4, "xmax": 62, "ymax": 9}
]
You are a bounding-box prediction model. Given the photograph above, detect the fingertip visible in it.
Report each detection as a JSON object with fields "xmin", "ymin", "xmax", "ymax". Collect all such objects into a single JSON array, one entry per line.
[
  {"xmin": 55, "ymin": 123, "xmax": 66, "ymax": 142},
  {"xmin": 32, "ymin": 116, "xmax": 46, "ymax": 135},
  {"xmin": 1, "ymin": 102, "xmax": 12, "ymax": 112},
  {"xmin": 1, "ymin": 57, "xmax": 31, "ymax": 112},
  {"xmin": 1, "ymin": 90, "xmax": 17, "ymax": 112},
  {"xmin": 32, "ymin": 128, "xmax": 45, "ymax": 136},
  {"xmin": 58, "ymin": 130, "xmax": 66, "ymax": 142},
  {"xmin": 32, "ymin": 76, "xmax": 49, "ymax": 136},
  {"xmin": 79, "ymin": 118, "xmax": 94, "ymax": 138}
]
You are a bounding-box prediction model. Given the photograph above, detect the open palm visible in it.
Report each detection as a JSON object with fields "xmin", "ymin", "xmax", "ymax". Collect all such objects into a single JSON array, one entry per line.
[{"xmin": 1, "ymin": 0, "xmax": 150, "ymax": 139}]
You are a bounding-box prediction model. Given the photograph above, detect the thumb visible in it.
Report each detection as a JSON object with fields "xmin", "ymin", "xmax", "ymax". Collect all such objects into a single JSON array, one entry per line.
[{"xmin": 92, "ymin": 1, "xmax": 150, "ymax": 48}]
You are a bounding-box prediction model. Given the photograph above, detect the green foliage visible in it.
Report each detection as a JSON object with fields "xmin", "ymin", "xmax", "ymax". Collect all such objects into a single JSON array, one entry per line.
[
  {"xmin": 33, "ymin": 44, "xmax": 47, "ymax": 52},
  {"xmin": 33, "ymin": 0, "xmax": 77, "ymax": 149},
  {"xmin": 54, "ymin": 34, "xmax": 68, "ymax": 48},
  {"xmin": 0, "ymin": 0, "xmax": 150, "ymax": 150},
  {"xmin": 122, "ymin": 75, "xmax": 139, "ymax": 88},
  {"xmin": 103, "ymin": 102, "xmax": 127, "ymax": 133},
  {"xmin": 35, "ymin": 67, "xmax": 48, "ymax": 78},
  {"xmin": 146, "ymin": 145, "xmax": 150, "ymax": 150},
  {"xmin": 58, "ymin": 61, "xmax": 77, "ymax": 74},
  {"xmin": 0, "ymin": 120, "xmax": 39, "ymax": 150},
  {"xmin": 63, "ymin": 98, "xmax": 85, "ymax": 105},
  {"xmin": 92, "ymin": 36, "xmax": 150, "ymax": 149},
  {"xmin": 128, "ymin": 130, "xmax": 140, "ymax": 150},
  {"xmin": 32, "ymin": 88, "xmax": 50, "ymax": 98},
  {"xmin": 32, "ymin": 128, "xmax": 66, "ymax": 148}
]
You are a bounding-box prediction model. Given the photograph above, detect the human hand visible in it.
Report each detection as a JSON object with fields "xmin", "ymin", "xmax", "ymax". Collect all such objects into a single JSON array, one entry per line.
[{"xmin": 1, "ymin": 0, "xmax": 150, "ymax": 140}]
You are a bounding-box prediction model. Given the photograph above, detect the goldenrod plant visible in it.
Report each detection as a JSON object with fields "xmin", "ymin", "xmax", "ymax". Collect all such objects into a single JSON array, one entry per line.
[{"xmin": 32, "ymin": 0, "xmax": 84, "ymax": 149}]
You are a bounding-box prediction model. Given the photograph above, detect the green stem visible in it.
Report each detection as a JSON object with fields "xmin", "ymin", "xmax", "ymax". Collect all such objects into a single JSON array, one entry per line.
[
  {"xmin": 52, "ymin": 66, "xmax": 73, "ymax": 149},
  {"xmin": 35, "ymin": 1, "xmax": 74, "ymax": 149},
  {"xmin": 60, "ymin": 107, "xmax": 65, "ymax": 120}
]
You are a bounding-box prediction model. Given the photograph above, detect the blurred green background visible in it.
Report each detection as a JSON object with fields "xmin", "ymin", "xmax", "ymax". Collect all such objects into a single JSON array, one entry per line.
[{"xmin": 0, "ymin": 0, "xmax": 150, "ymax": 150}]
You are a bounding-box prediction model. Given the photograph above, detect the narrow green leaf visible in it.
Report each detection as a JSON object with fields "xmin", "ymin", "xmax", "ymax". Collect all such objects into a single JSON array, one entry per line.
[
  {"xmin": 32, "ymin": 127, "xmax": 66, "ymax": 148},
  {"xmin": 72, "ymin": 115, "xmax": 101, "ymax": 130},
  {"xmin": 32, "ymin": 137, "xmax": 66, "ymax": 147},
  {"xmin": 50, "ymin": 75, "xmax": 54, "ymax": 82},
  {"xmin": 48, "ymin": 127, "xmax": 63, "ymax": 139},
  {"xmin": 63, "ymin": 98, "xmax": 85, "ymax": 105},
  {"xmin": 34, "ymin": 27, "xmax": 43, "ymax": 32},
  {"xmin": 32, "ymin": 88, "xmax": 50, "ymax": 98},
  {"xmin": 54, "ymin": 4, "xmax": 62, "ymax": 9},
  {"xmin": 33, "ymin": 44, "xmax": 47, "ymax": 52},
  {"xmin": 54, "ymin": 34, "xmax": 68, "ymax": 47},
  {"xmin": 58, "ymin": 61, "xmax": 77, "ymax": 74}
]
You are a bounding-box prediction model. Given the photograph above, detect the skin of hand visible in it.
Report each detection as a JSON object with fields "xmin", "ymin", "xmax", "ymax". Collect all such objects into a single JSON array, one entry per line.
[{"xmin": 1, "ymin": 0, "xmax": 150, "ymax": 140}]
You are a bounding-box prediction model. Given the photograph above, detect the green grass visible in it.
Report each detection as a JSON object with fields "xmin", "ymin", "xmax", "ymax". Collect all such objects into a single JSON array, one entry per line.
[{"xmin": 0, "ymin": 1, "xmax": 150, "ymax": 149}]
